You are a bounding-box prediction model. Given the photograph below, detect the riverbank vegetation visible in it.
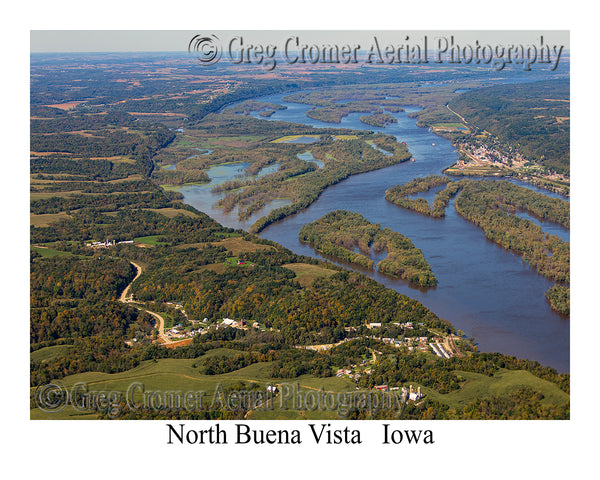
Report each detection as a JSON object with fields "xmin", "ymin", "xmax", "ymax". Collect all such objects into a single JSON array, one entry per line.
[
  {"xmin": 299, "ymin": 210, "xmax": 437, "ymax": 287},
  {"xmin": 545, "ymin": 285, "xmax": 570, "ymax": 317},
  {"xmin": 247, "ymin": 134, "xmax": 412, "ymax": 233},
  {"xmin": 454, "ymin": 180, "xmax": 570, "ymax": 285},
  {"xmin": 176, "ymin": 126, "xmax": 413, "ymax": 233},
  {"xmin": 385, "ymin": 175, "xmax": 457, "ymax": 217},
  {"xmin": 360, "ymin": 112, "xmax": 398, "ymax": 127},
  {"xmin": 386, "ymin": 177, "xmax": 570, "ymax": 314},
  {"xmin": 30, "ymin": 54, "xmax": 570, "ymax": 419}
]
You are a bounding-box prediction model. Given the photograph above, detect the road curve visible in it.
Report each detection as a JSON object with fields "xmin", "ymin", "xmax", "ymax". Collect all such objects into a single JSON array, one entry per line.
[
  {"xmin": 119, "ymin": 261, "xmax": 142, "ymax": 302},
  {"xmin": 118, "ymin": 261, "xmax": 172, "ymax": 345}
]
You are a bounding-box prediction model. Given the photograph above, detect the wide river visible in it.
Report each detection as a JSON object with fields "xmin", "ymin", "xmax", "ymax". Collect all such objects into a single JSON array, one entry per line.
[{"xmin": 180, "ymin": 92, "xmax": 570, "ymax": 373}]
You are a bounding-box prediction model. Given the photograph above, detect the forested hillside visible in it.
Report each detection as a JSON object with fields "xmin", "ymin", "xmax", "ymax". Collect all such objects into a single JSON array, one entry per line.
[{"xmin": 449, "ymin": 79, "xmax": 570, "ymax": 174}]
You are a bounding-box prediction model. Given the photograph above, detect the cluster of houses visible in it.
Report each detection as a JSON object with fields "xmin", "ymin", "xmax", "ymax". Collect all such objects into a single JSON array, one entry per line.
[
  {"xmin": 167, "ymin": 326, "xmax": 204, "ymax": 339},
  {"xmin": 336, "ymin": 368, "xmax": 362, "ymax": 382},
  {"xmin": 363, "ymin": 321, "xmax": 456, "ymax": 358},
  {"xmin": 374, "ymin": 384, "xmax": 422, "ymax": 402},
  {"xmin": 457, "ymin": 141, "xmax": 527, "ymax": 171},
  {"xmin": 376, "ymin": 335, "xmax": 453, "ymax": 357},
  {"xmin": 85, "ymin": 239, "xmax": 134, "ymax": 248},
  {"xmin": 236, "ymin": 260, "xmax": 256, "ymax": 267},
  {"xmin": 218, "ymin": 318, "xmax": 264, "ymax": 331},
  {"xmin": 162, "ymin": 317, "xmax": 265, "ymax": 341},
  {"xmin": 362, "ymin": 334, "xmax": 431, "ymax": 353},
  {"xmin": 366, "ymin": 321, "xmax": 424, "ymax": 330},
  {"xmin": 336, "ymin": 358, "xmax": 372, "ymax": 381}
]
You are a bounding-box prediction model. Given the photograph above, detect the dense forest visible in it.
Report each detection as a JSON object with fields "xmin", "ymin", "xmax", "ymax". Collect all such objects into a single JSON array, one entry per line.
[
  {"xmin": 545, "ymin": 285, "xmax": 570, "ymax": 317},
  {"xmin": 247, "ymin": 134, "xmax": 412, "ymax": 233},
  {"xmin": 385, "ymin": 175, "xmax": 456, "ymax": 217},
  {"xmin": 30, "ymin": 54, "xmax": 570, "ymax": 419},
  {"xmin": 360, "ymin": 112, "xmax": 398, "ymax": 127},
  {"xmin": 454, "ymin": 180, "xmax": 570, "ymax": 285},
  {"xmin": 299, "ymin": 210, "xmax": 437, "ymax": 287}
]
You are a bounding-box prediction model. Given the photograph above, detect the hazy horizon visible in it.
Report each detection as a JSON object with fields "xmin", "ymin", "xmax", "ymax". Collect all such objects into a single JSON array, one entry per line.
[{"xmin": 31, "ymin": 30, "xmax": 570, "ymax": 53}]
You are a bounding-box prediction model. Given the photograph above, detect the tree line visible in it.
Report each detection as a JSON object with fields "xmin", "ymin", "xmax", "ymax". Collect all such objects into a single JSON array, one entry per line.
[{"xmin": 299, "ymin": 210, "xmax": 437, "ymax": 287}]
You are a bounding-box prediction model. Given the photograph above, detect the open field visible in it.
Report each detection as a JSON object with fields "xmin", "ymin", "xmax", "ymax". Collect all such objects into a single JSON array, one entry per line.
[
  {"xmin": 30, "ymin": 355, "xmax": 568, "ymax": 420},
  {"xmin": 270, "ymin": 134, "xmax": 321, "ymax": 143},
  {"xmin": 444, "ymin": 165, "xmax": 505, "ymax": 176},
  {"xmin": 430, "ymin": 122, "xmax": 470, "ymax": 133},
  {"xmin": 210, "ymin": 237, "xmax": 276, "ymax": 255},
  {"xmin": 195, "ymin": 263, "xmax": 228, "ymax": 274},
  {"xmin": 142, "ymin": 208, "xmax": 198, "ymax": 218},
  {"xmin": 30, "ymin": 356, "xmax": 358, "ymax": 420},
  {"xmin": 175, "ymin": 133, "xmax": 267, "ymax": 149},
  {"xmin": 31, "ymin": 345, "xmax": 73, "ymax": 363},
  {"xmin": 45, "ymin": 101, "xmax": 86, "ymax": 110},
  {"xmin": 30, "ymin": 405, "xmax": 101, "ymax": 420},
  {"xmin": 30, "ymin": 191, "xmax": 80, "ymax": 200},
  {"xmin": 419, "ymin": 369, "xmax": 569, "ymax": 410},
  {"xmin": 30, "ymin": 212, "xmax": 72, "ymax": 227},
  {"xmin": 333, "ymin": 134, "xmax": 359, "ymax": 140},
  {"xmin": 133, "ymin": 235, "xmax": 167, "ymax": 246},
  {"xmin": 31, "ymin": 245, "xmax": 77, "ymax": 257},
  {"xmin": 282, "ymin": 263, "xmax": 338, "ymax": 287}
]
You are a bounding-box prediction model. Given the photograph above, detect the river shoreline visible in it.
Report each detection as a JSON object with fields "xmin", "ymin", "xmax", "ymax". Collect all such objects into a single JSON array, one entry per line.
[{"xmin": 178, "ymin": 91, "xmax": 570, "ymax": 373}]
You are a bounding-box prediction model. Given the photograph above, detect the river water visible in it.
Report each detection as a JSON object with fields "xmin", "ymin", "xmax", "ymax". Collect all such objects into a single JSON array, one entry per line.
[{"xmin": 180, "ymin": 92, "xmax": 570, "ymax": 372}]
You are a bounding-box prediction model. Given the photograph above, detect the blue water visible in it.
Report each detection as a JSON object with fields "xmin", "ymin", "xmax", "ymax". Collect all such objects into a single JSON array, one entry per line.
[
  {"xmin": 297, "ymin": 151, "xmax": 324, "ymax": 169},
  {"xmin": 182, "ymin": 91, "xmax": 570, "ymax": 372},
  {"xmin": 367, "ymin": 140, "xmax": 393, "ymax": 156},
  {"xmin": 280, "ymin": 135, "xmax": 320, "ymax": 144},
  {"xmin": 514, "ymin": 211, "xmax": 570, "ymax": 242},
  {"xmin": 178, "ymin": 162, "xmax": 289, "ymax": 231},
  {"xmin": 161, "ymin": 149, "xmax": 214, "ymax": 171}
]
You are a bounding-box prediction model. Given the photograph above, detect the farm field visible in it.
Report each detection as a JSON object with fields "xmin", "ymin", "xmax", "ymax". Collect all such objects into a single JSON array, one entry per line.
[
  {"xmin": 29, "ymin": 49, "xmax": 570, "ymax": 421},
  {"xmin": 281, "ymin": 263, "xmax": 338, "ymax": 287},
  {"xmin": 30, "ymin": 212, "xmax": 73, "ymax": 227},
  {"xmin": 30, "ymin": 355, "xmax": 568, "ymax": 420},
  {"xmin": 30, "ymin": 345, "xmax": 73, "ymax": 363},
  {"xmin": 419, "ymin": 369, "xmax": 569, "ymax": 410}
]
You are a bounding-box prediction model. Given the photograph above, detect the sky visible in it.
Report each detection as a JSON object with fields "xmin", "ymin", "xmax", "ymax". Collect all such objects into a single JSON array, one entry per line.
[{"xmin": 30, "ymin": 30, "xmax": 570, "ymax": 53}]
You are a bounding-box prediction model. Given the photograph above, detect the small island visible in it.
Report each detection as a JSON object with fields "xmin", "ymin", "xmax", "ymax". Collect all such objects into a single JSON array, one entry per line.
[
  {"xmin": 226, "ymin": 100, "xmax": 287, "ymax": 116},
  {"xmin": 387, "ymin": 177, "xmax": 570, "ymax": 315},
  {"xmin": 385, "ymin": 175, "xmax": 458, "ymax": 218},
  {"xmin": 299, "ymin": 210, "xmax": 437, "ymax": 287},
  {"xmin": 360, "ymin": 113, "xmax": 398, "ymax": 128}
]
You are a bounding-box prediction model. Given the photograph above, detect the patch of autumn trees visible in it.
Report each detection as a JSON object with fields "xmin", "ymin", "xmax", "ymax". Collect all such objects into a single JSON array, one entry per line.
[
  {"xmin": 386, "ymin": 177, "xmax": 570, "ymax": 315},
  {"xmin": 299, "ymin": 210, "xmax": 437, "ymax": 287}
]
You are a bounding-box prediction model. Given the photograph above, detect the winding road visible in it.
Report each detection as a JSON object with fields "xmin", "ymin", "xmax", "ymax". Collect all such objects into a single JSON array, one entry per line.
[
  {"xmin": 119, "ymin": 261, "xmax": 172, "ymax": 345},
  {"xmin": 119, "ymin": 261, "xmax": 142, "ymax": 302}
]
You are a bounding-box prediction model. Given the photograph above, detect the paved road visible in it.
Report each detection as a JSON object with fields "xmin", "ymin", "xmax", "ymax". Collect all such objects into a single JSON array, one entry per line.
[
  {"xmin": 119, "ymin": 261, "xmax": 142, "ymax": 302},
  {"xmin": 119, "ymin": 261, "xmax": 172, "ymax": 345}
]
